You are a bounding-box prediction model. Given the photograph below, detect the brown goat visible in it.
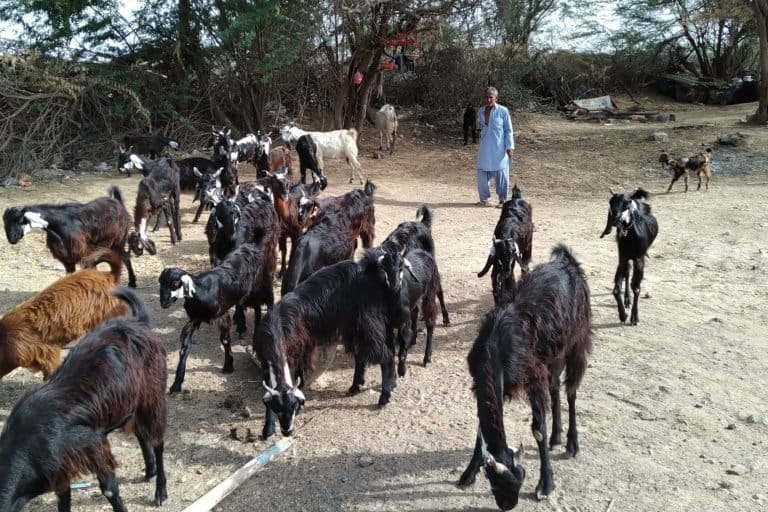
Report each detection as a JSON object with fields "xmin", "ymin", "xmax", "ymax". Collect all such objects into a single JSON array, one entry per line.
[
  {"xmin": 270, "ymin": 146, "xmax": 293, "ymax": 175},
  {"xmin": 0, "ymin": 250, "xmax": 128, "ymax": 379},
  {"xmin": 660, "ymin": 148, "xmax": 712, "ymax": 193}
]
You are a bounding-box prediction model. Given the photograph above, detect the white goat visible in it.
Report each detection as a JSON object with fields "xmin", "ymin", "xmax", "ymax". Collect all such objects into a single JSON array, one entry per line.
[
  {"xmin": 375, "ymin": 104, "xmax": 398, "ymax": 155},
  {"xmin": 280, "ymin": 124, "xmax": 365, "ymax": 184}
]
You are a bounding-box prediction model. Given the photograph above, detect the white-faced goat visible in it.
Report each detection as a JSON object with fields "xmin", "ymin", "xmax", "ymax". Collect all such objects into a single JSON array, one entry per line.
[
  {"xmin": 0, "ymin": 289, "xmax": 168, "ymax": 511},
  {"xmin": 3, "ymin": 186, "xmax": 137, "ymax": 287},
  {"xmin": 127, "ymin": 156, "xmax": 182, "ymax": 257},
  {"xmin": 375, "ymin": 104, "xmax": 398, "ymax": 155},
  {"xmin": 458, "ymin": 245, "xmax": 592, "ymax": 510},
  {"xmin": 477, "ymin": 184, "xmax": 533, "ymax": 305},
  {"xmin": 280, "ymin": 123, "xmax": 365, "ymax": 184},
  {"xmin": 159, "ymin": 239, "xmax": 274, "ymax": 394},
  {"xmin": 211, "ymin": 127, "xmax": 269, "ymax": 171},
  {"xmin": 600, "ymin": 188, "xmax": 658, "ymax": 325},
  {"xmin": 254, "ymin": 259, "xmax": 363, "ymax": 439}
]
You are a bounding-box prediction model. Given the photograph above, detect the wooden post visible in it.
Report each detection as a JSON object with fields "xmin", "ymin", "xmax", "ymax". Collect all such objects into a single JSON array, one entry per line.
[{"xmin": 182, "ymin": 438, "xmax": 293, "ymax": 512}]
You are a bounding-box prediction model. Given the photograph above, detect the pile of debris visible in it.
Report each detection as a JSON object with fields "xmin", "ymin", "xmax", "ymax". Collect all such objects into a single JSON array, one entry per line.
[{"xmin": 565, "ymin": 95, "xmax": 675, "ymax": 123}]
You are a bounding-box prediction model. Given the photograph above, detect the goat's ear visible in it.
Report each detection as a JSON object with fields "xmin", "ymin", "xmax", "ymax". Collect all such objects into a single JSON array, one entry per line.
[
  {"xmin": 608, "ymin": 187, "xmax": 615, "ymax": 195},
  {"xmin": 226, "ymin": 128, "xmax": 231, "ymax": 136},
  {"xmin": 118, "ymin": 144, "xmax": 126, "ymax": 153},
  {"xmin": 213, "ymin": 167, "xmax": 223, "ymax": 178},
  {"xmin": 193, "ymin": 166, "xmax": 203, "ymax": 177}
]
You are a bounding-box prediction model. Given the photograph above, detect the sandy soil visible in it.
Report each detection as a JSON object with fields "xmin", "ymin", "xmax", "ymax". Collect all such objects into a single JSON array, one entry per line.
[{"xmin": 1, "ymin": 94, "xmax": 767, "ymax": 512}]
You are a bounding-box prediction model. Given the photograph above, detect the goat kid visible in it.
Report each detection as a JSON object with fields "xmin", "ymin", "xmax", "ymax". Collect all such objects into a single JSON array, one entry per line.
[
  {"xmin": 458, "ymin": 245, "xmax": 592, "ymax": 510},
  {"xmin": 477, "ymin": 185, "xmax": 534, "ymax": 305},
  {"xmin": 600, "ymin": 188, "xmax": 658, "ymax": 325},
  {"xmin": 280, "ymin": 123, "xmax": 365, "ymax": 184},
  {"xmin": 463, "ymin": 103, "xmax": 478, "ymax": 144},
  {"xmin": 0, "ymin": 288, "xmax": 168, "ymax": 512},
  {"xmin": 159, "ymin": 239, "xmax": 272, "ymax": 394},
  {"xmin": 294, "ymin": 134, "xmax": 328, "ymax": 189},
  {"xmin": 375, "ymin": 104, "xmax": 398, "ymax": 155}
]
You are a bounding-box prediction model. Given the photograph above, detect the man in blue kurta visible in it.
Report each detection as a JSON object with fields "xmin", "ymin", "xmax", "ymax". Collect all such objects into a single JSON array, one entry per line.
[{"xmin": 476, "ymin": 86, "xmax": 514, "ymax": 207}]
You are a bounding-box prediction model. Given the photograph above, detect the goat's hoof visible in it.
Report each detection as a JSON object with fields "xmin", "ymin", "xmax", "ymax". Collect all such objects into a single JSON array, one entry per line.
[
  {"xmin": 566, "ymin": 440, "xmax": 579, "ymax": 457},
  {"xmin": 128, "ymin": 281, "xmax": 137, "ymax": 288},
  {"xmin": 457, "ymin": 470, "xmax": 477, "ymax": 488},
  {"xmin": 535, "ymin": 480, "xmax": 555, "ymax": 500},
  {"xmin": 422, "ymin": 358, "xmax": 431, "ymax": 368},
  {"xmin": 397, "ymin": 360, "xmax": 407, "ymax": 377},
  {"xmin": 348, "ymin": 178, "xmax": 353, "ymax": 184},
  {"xmin": 222, "ymin": 364, "xmax": 235, "ymax": 374},
  {"xmin": 549, "ymin": 435, "xmax": 562, "ymax": 450},
  {"xmin": 377, "ymin": 393, "xmax": 391, "ymax": 408},
  {"xmin": 153, "ymin": 488, "xmax": 168, "ymax": 507},
  {"xmin": 261, "ymin": 432, "xmax": 276, "ymax": 442},
  {"xmin": 348, "ymin": 384, "xmax": 362, "ymax": 395},
  {"xmin": 168, "ymin": 384, "xmax": 182, "ymax": 395},
  {"xmin": 442, "ymin": 319, "xmax": 451, "ymax": 327}
]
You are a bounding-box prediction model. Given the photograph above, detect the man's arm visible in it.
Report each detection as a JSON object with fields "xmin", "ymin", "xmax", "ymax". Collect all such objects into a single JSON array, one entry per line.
[{"xmin": 504, "ymin": 108, "xmax": 514, "ymax": 156}]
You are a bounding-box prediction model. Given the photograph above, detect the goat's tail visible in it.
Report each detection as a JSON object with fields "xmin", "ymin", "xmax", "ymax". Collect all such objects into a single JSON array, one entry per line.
[
  {"xmin": 511, "ymin": 183, "xmax": 522, "ymax": 199},
  {"xmin": 631, "ymin": 187, "xmax": 651, "ymax": 201},
  {"xmin": 113, "ymin": 288, "xmax": 151, "ymax": 326},
  {"xmin": 364, "ymin": 180, "xmax": 376, "ymax": 197},
  {"xmin": 81, "ymin": 248, "xmax": 123, "ymax": 283},
  {"xmin": 551, "ymin": 244, "xmax": 584, "ymax": 275},
  {"xmin": 416, "ymin": 205, "xmax": 433, "ymax": 229},
  {"xmin": 108, "ymin": 186, "xmax": 124, "ymax": 205},
  {"xmin": 348, "ymin": 128, "xmax": 359, "ymax": 141}
]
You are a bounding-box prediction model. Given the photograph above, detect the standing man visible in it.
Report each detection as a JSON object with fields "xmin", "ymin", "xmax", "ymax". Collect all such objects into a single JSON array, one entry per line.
[{"xmin": 476, "ymin": 86, "xmax": 514, "ymax": 207}]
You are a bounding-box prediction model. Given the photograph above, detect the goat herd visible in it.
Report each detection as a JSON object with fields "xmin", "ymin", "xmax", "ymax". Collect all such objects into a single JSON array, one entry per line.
[{"xmin": 0, "ymin": 111, "xmax": 713, "ymax": 511}]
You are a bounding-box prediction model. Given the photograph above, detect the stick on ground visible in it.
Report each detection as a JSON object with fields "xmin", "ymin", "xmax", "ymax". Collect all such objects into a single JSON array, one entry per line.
[{"xmin": 182, "ymin": 438, "xmax": 293, "ymax": 512}]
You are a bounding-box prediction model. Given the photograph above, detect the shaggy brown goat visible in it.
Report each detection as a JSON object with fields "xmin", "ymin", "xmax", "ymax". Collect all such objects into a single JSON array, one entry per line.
[{"xmin": 0, "ymin": 250, "xmax": 128, "ymax": 380}]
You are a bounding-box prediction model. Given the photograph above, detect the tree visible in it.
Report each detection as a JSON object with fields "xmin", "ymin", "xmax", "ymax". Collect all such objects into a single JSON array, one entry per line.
[
  {"xmin": 747, "ymin": 0, "xmax": 768, "ymax": 122},
  {"xmin": 492, "ymin": 0, "xmax": 558, "ymax": 50}
]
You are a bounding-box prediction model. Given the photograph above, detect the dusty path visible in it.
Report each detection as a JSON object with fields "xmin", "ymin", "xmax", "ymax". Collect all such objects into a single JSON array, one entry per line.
[{"xmin": 0, "ymin": 98, "xmax": 766, "ymax": 511}]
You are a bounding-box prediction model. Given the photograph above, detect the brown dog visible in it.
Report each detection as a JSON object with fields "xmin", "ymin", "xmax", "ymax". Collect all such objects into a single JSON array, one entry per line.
[{"xmin": 659, "ymin": 148, "xmax": 712, "ymax": 193}]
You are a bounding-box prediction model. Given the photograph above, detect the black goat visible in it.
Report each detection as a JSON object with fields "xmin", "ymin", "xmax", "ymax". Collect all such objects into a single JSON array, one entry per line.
[
  {"xmin": 159, "ymin": 239, "xmax": 273, "ymax": 394},
  {"xmin": 3, "ymin": 187, "xmax": 137, "ymax": 287},
  {"xmin": 600, "ymin": 188, "xmax": 658, "ymax": 325},
  {"xmin": 0, "ymin": 288, "xmax": 168, "ymax": 511},
  {"xmin": 463, "ymin": 104, "xmax": 478, "ymax": 145},
  {"xmin": 379, "ymin": 205, "xmax": 450, "ymax": 326},
  {"xmin": 458, "ymin": 245, "xmax": 592, "ymax": 510},
  {"xmin": 127, "ymin": 156, "xmax": 182, "ymax": 256},
  {"xmin": 295, "ymin": 134, "xmax": 328, "ymax": 189},
  {"xmin": 205, "ymin": 197, "xmax": 280, "ymax": 336},
  {"xmin": 255, "ymin": 260, "xmax": 362, "ymax": 439},
  {"xmin": 280, "ymin": 182, "xmax": 376, "ymax": 295},
  {"xmin": 477, "ymin": 185, "xmax": 533, "ymax": 305},
  {"xmin": 212, "ymin": 127, "xmax": 270, "ymax": 170},
  {"xmin": 122, "ymin": 129, "xmax": 179, "ymax": 158},
  {"xmin": 375, "ymin": 249, "xmax": 444, "ymax": 375}
]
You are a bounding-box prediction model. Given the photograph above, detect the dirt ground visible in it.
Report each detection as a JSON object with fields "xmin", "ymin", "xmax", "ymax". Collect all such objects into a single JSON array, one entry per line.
[{"xmin": 1, "ymin": 93, "xmax": 767, "ymax": 512}]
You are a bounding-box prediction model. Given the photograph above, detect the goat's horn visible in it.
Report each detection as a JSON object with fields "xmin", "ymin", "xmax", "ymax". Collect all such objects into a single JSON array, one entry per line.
[{"xmin": 262, "ymin": 381, "xmax": 279, "ymax": 396}]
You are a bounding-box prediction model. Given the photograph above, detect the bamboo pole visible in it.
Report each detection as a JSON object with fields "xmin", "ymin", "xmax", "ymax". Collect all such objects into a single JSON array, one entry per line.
[{"xmin": 182, "ymin": 438, "xmax": 293, "ymax": 512}]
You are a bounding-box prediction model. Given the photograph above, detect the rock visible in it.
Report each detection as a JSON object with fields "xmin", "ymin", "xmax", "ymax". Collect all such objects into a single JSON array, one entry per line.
[
  {"xmin": 745, "ymin": 414, "xmax": 765, "ymax": 425},
  {"xmin": 222, "ymin": 395, "xmax": 243, "ymax": 410},
  {"xmin": 718, "ymin": 480, "xmax": 733, "ymax": 489},
  {"xmin": 649, "ymin": 113, "xmax": 676, "ymax": 123},
  {"xmin": 709, "ymin": 317, "xmax": 723, "ymax": 323},
  {"xmin": 726, "ymin": 464, "xmax": 748, "ymax": 476},
  {"xmin": 451, "ymin": 465, "xmax": 464, "ymax": 475},
  {"xmin": 179, "ymin": 475, "xmax": 187, "ymax": 483},
  {"xmin": 726, "ymin": 423, "xmax": 737, "ymax": 430},
  {"xmin": 241, "ymin": 406, "xmax": 252, "ymax": 419},
  {"xmin": 658, "ymin": 385, "xmax": 670, "ymax": 393},
  {"xmin": 230, "ymin": 427, "xmax": 247, "ymax": 441},
  {"xmin": 245, "ymin": 428, "xmax": 258, "ymax": 443},
  {"xmin": 357, "ymin": 455, "xmax": 374, "ymax": 467},
  {"xmin": 77, "ymin": 159, "xmax": 94, "ymax": 171},
  {"xmin": 717, "ymin": 132, "xmax": 750, "ymax": 147},
  {"xmin": 2, "ymin": 177, "xmax": 16, "ymax": 188},
  {"xmin": 649, "ymin": 132, "xmax": 668, "ymax": 142},
  {"xmin": 94, "ymin": 161, "xmax": 111, "ymax": 172}
]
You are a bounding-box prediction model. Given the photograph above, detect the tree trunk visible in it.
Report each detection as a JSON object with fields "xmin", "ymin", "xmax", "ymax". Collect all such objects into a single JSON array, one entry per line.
[{"xmin": 753, "ymin": 0, "xmax": 768, "ymax": 123}]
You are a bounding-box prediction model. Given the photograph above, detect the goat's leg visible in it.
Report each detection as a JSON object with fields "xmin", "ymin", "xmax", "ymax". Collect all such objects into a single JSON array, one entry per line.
[
  {"xmin": 349, "ymin": 356, "xmax": 367, "ymax": 395},
  {"xmin": 57, "ymin": 487, "xmax": 72, "ymax": 512},
  {"xmin": 161, "ymin": 203, "xmax": 176, "ymax": 245},
  {"xmin": 219, "ymin": 313, "xmax": 235, "ymax": 373},
  {"xmin": 624, "ymin": 265, "xmax": 631, "ymax": 308},
  {"xmin": 134, "ymin": 430, "xmax": 157, "ymax": 481},
  {"xmin": 151, "ymin": 209, "xmax": 165, "ymax": 232},
  {"xmin": 666, "ymin": 174, "xmax": 679, "ymax": 193},
  {"xmin": 262, "ymin": 404, "xmax": 277, "ymax": 440},
  {"xmin": 612, "ymin": 259, "xmax": 629, "ymax": 323},
  {"xmin": 173, "ymin": 193, "xmax": 183, "ymax": 241},
  {"xmin": 193, "ymin": 201, "xmax": 206, "ymax": 223},
  {"xmin": 233, "ymin": 305, "xmax": 246, "ymax": 338},
  {"xmin": 423, "ymin": 320, "xmax": 435, "ymax": 368},
  {"xmin": 151, "ymin": 442, "xmax": 168, "ymax": 506},
  {"xmin": 122, "ymin": 251, "xmax": 137, "ymax": 288},
  {"xmin": 463, "ymin": 125, "xmax": 469, "ymax": 145},
  {"xmin": 437, "ymin": 278, "xmax": 450, "ymax": 326},
  {"xmin": 398, "ymin": 312, "xmax": 419, "ymax": 377},
  {"xmin": 630, "ymin": 257, "xmax": 645, "ymax": 325},
  {"xmin": 277, "ymin": 235, "xmax": 288, "ymax": 278},
  {"xmin": 378, "ymin": 356, "xmax": 397, "ymax": 407},
  {"xmin": 458, "ymin": 428, "xmax": 484, "ymax": 487},
  {"xmin": 169, "ymin": 320, "xmax": 200, "ymax": 394},
  {"xmin": 63, "ymin": 261, "xmax": 76, "ymax": 273},
  {"xmin": 548, "ymin": 363, "xmax": 564, "ymax": 449},
  {"xmin": 360, "ymin": 226, "xmax": 374, "ymax": 248},
  {"xmin": 529, "ymin": 383, "xmax": 555, "ymax": 500},
  {"xmin": 683, "ymin": 173, "xmax": 689, "ymax": 193},
  {"xmin": 96, "ymin": 462, "xmax": 128, "ymax": 512}
]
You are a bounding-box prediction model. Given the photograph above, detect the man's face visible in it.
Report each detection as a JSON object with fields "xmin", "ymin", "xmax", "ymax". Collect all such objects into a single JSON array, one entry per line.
[{"xmin": 485, "ymin": 93, "xmax": 497, "ymax": 107}]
